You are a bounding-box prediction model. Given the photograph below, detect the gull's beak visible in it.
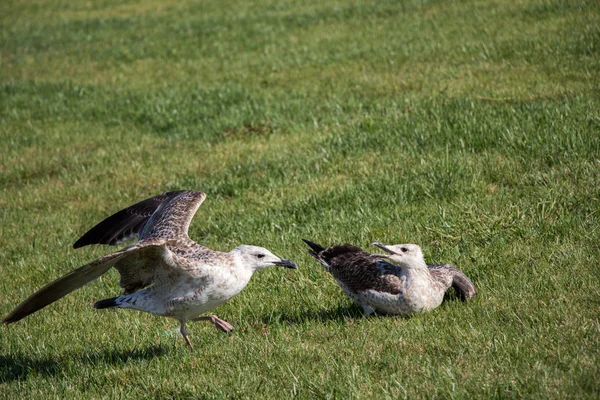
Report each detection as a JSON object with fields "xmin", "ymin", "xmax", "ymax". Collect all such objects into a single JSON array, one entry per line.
[
  {"xmin": 370, "ymin": 241, "xmax": 398, "ymax": 255},
  {"xmin": 274, "ymin": 259, "xmax": 298, "ymax": 269}
]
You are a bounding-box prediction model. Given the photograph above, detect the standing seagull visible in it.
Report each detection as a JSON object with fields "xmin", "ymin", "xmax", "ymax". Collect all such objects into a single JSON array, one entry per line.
[
  {"xmin": 3, "ymin": 190, "xmax": 297, "ymax": 347},
  {"xmin": 302, "ymin": 239, "xmax": 475, "ymax": 316}
]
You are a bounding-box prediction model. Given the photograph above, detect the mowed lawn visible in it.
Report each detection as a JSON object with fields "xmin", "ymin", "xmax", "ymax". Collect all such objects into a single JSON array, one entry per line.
[{"xmin": 1, "ymin": 0, "xmax": 599, "ymax": 398}]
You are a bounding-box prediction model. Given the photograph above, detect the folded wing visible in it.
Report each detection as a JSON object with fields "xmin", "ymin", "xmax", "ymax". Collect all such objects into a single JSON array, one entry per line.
[
  {"xmin": 303, "ymin": 240, "xmax": 403, "ymax": 296},
  {"xmin": 330, "ymin": 256, "xmax": 404, "ymax": 296}
]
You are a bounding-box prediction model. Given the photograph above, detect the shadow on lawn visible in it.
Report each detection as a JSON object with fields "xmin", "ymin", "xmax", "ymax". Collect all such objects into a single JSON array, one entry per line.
[
  {"xmin": 263, "ymin": 304, "xmax": 366, "ymax": 325},
  {"xmin": 262, "ymin": 292, "xmax": 469, "ymax": 326},
  {"xmin": 0, "ymin": 344, "xmax": 166, "ymax": 384}
]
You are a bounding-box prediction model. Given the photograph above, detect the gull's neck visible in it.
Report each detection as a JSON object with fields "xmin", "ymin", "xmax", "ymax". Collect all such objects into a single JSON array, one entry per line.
[
  {"xmin": 404, "ymin": 258, "xmax": 432, "ymax": 280},
  {"xmin": 230, "ymin": 252, "xmax": 259, "ymax": 274}
]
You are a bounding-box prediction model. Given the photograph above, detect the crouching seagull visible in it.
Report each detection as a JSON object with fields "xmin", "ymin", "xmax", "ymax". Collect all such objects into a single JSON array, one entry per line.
[
  {"xmin": 302, "ymin": 239, "xmax": 475, "ymax": 316},
  {"xmin": 3, "ymin": 190, "xmax": 297, "ymax": 347}
]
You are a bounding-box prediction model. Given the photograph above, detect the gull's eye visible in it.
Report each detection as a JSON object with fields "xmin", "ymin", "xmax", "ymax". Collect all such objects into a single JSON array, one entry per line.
[
  {"xmin": 256, "ymin": 254, "xmax": 266, "ymax": 259},
  {"xmin": 401, "ymin": 247, "xmax": 408, "ymax": 253}
]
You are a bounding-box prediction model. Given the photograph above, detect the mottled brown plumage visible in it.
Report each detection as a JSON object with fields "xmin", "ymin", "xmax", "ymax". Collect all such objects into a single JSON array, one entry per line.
[
  {"xmin": 303, "ymin": 239, "xmax": 476, "ymax": 316},
  {"xmin": 308, "ymin": 242, "xmax": 403, "ymax": 295},
  {"xmin": 73, "ymin": 190, "xmax": 205, "ymax": 248},
  {"xmin": 4, "ymin": 190, "xmax": 297, "ymax": 348}
]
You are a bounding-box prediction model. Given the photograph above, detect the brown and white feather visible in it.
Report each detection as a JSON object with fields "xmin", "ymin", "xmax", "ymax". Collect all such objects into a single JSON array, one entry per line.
[
  {"xmin": 303, "ymin": 239, "xmax": 476, "ymax": 316},
  {"xmin": 73, "ymin": 190, "xmax": 206, "ymax": 248},
  {"xmin": 4, "ymin": 190, "xmax": 297, "ymax": 348}
]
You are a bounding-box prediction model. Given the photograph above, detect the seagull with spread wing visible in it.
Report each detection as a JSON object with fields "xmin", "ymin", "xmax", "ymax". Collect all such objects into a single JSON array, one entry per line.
[
  {"xmin": 303, "ymin": 239, "xmax": 476, "ymax": 316},
  {"xmin": 3, "ymin": 190, "xmax": 297, "ymax": 347}
]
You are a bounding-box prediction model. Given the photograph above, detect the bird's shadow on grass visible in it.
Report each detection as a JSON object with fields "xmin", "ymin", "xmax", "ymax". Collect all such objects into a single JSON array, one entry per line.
[
  {"xmin": 263, "ymin": 304, "xmax": 366, "ymax": 326},
  {"xmin": 263, "ymin": 293, "xmax": 469, "ymax": 326},
  {"xmin": 0, "ymin": 344, "xmax": 167, "ymax": 384}
]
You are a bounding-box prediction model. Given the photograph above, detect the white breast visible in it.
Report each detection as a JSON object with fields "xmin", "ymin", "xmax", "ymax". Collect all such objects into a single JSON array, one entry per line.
[{"xmin": 171, "ymin": 263, "xmax": 254, "ymax": 320}]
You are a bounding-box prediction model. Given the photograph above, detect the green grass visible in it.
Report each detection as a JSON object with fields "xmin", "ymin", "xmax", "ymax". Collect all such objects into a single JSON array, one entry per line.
[{"xmin": 1, "ymin": 0, "xmax": 599, "ymax": 398}]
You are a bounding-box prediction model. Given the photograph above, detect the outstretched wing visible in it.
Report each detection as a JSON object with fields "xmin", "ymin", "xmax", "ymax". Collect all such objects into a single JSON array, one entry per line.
[
  {"xmin": 2, "ymin": 239, "xmax": 180, "ymax": 324},
  {"xmin": 114, "ymin": 240, "xmax": 188, "ymax": 294},
  {"xmin": 429, "ymin": 264, "xmax": 477, "ymax": 300},
  {"xmin": 73, "ymin": 190, "xmax": 206, "ymax": 248}
]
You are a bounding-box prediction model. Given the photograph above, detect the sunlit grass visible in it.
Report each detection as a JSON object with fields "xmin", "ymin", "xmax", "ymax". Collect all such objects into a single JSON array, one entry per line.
[{"xmin": 1, "ymin": 0, "xmax": 599, "ymax": 398}]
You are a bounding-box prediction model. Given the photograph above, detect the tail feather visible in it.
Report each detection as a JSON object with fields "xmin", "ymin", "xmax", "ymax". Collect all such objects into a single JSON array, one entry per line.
[
  {"xmin": 429, "ymin": 264, "xmax": 477, "ymax": 301},
  {"xmin": 427, "ymin": 264, "xmax": 477, "ymax": 301},
  {"xmin": 93, "ymin": 297, "xmax": 119, "ymax": 309},
  {"xmin": 451, "ymin": 272, "xmax": 477, "ymax": 301}
]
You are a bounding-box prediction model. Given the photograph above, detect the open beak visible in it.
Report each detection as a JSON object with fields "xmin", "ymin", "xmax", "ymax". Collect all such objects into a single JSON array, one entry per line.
[
  {"xmin": 370, "ymin": 241, "xmax": 398, "ymax": 255},
  {"xmin": 274, "ymin": 259, "xmax": 298, "ymax": 269}
]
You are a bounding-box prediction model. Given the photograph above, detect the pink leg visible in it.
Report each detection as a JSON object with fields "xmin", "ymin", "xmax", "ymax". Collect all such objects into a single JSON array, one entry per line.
[
  {"xmin": 191, "ymin": 315, "xmax": 234, "ymax": 333},
  {"xmin": 180, "ymin": 322, "xmax": 193, "ymax": 348}
]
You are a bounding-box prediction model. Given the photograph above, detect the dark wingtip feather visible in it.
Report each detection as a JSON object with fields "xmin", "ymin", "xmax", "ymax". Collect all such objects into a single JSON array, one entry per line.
[
  {"xmin": 73, "ymin": 210, "xmax": 145, "ymax": 249},
  {"xmin": 93, "ymin": 297, "xmax": 119, "ymax": 309},
  {"xmin": 3, "ymin": 309, "xmax": 34, "ymax": 325},
  {"xmin": 73, "ymin": 190, "xmax": 202, "ymax": 248},
  {"xmin": 2, "ymin": 254, "xmax": 119, "ymax": 325},
  {"xmin": 3, "ymin": 307, "xmax": 33, "ymax": 326},
  {"xmin": 302, "ymin": 239, "xmax": 325, "ymax": 254},
  {"xmin": 73, "ymin": 238, "xmax": 87, "ymax": 249},
  {"xmin": 73, "ymin": 193, "xmax": 179, "ymax": 248}
]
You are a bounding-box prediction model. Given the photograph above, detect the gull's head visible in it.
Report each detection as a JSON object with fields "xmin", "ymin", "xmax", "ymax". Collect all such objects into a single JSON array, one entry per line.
[
  {"xmin": 370, "ymin": 242, "xmax": 425, "ymax": 268},
  {"xmin": 232, "ymin": 245, "xmax": 298, "ymax": 271}
]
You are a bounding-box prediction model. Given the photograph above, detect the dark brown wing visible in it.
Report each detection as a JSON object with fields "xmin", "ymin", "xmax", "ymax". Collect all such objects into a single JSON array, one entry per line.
[
  {"xmin": 428, "ymin": 264, "xmax": 477, "ymax": 300},
  {"xmin": 329, "ymin": 253, "xmax": 403, "ymax": 295},
  {"xmin": 302, "ymin": 240, "xmax": 403, "ymax": 296},
  {"xmin": 73, "ymin": 190, "xmax": 206, "ymax": 248},
  {"xmin": 303, "ymin": 240, "xmax": 367, "ymax": 268},
  {"xmin": 321, "ymin": 244, "xmax": 367, "ymax": 264}
]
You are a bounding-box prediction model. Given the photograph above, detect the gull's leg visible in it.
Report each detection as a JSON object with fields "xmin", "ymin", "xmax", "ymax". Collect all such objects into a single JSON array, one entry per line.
[
  {"xmin": 361, "ymin": 304, "xmax": 376, "ymax": 317},
  {"xmin": 180, "ymin": 321, "xmax": 193, "ymax": 348},
  {"xmin": 191, "ymin": 315, "xmax": 234, "ymax": 333}
]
